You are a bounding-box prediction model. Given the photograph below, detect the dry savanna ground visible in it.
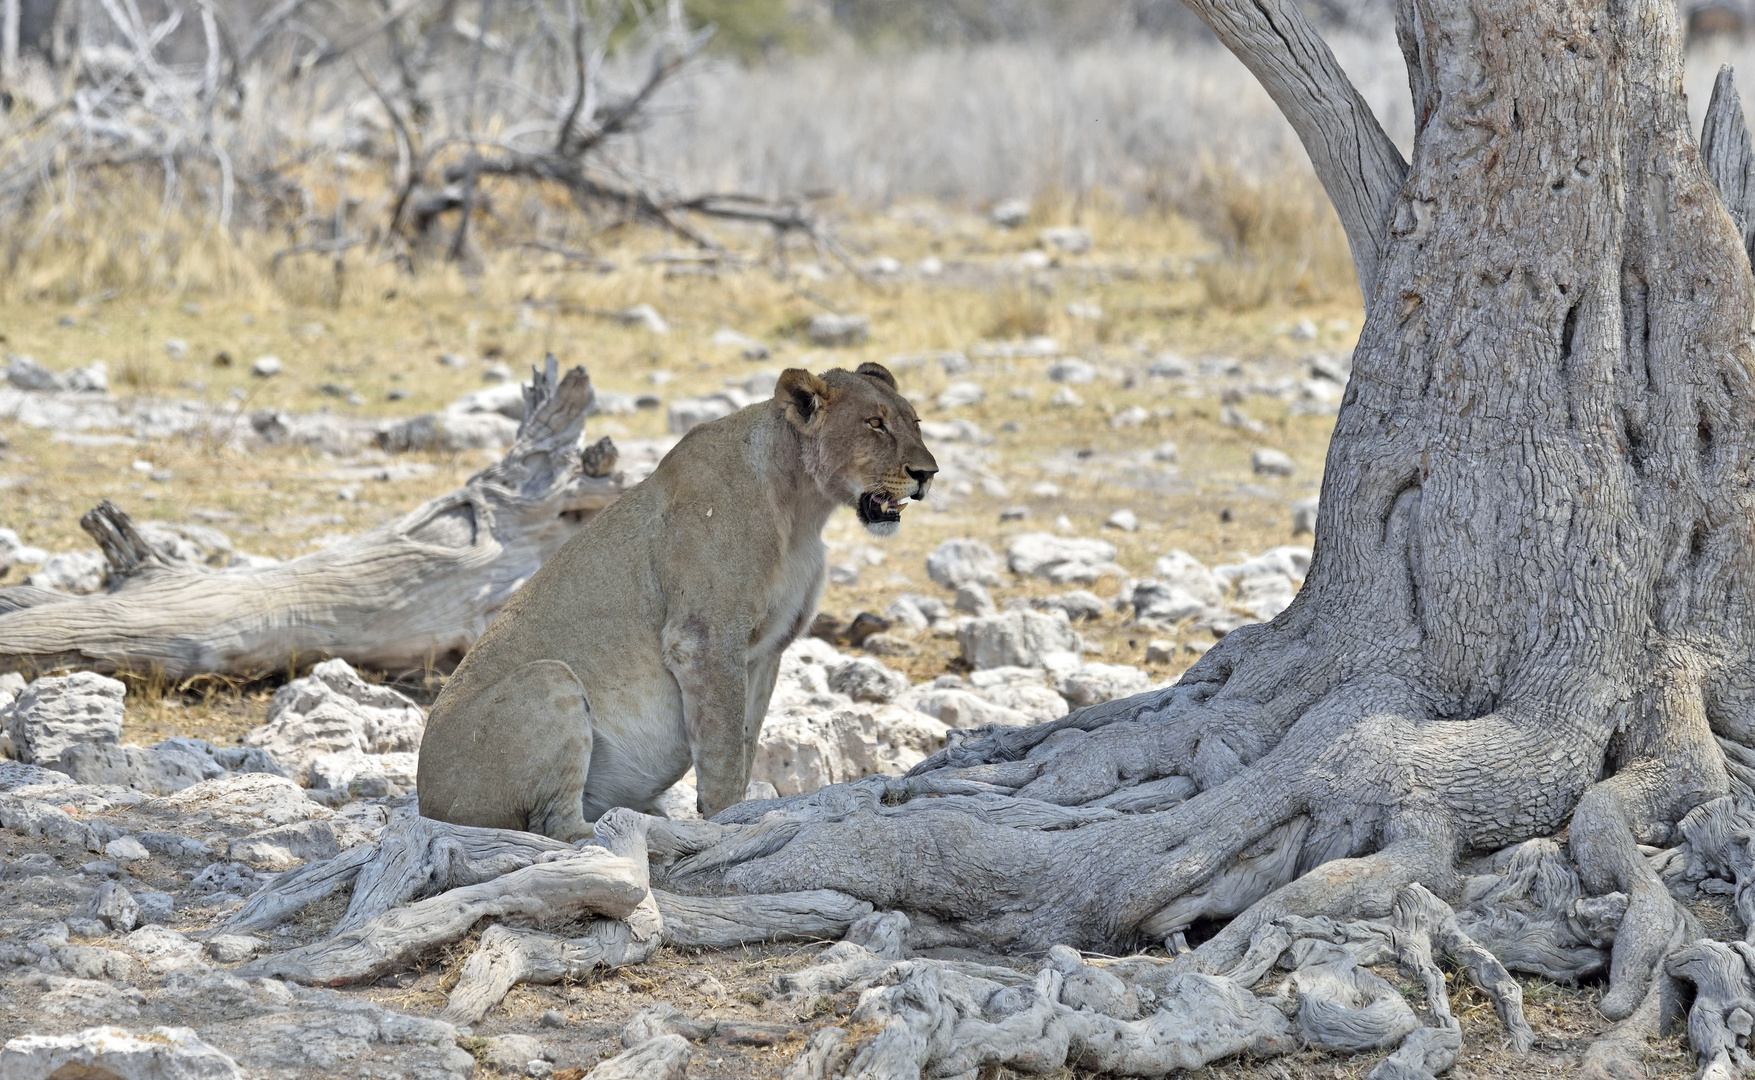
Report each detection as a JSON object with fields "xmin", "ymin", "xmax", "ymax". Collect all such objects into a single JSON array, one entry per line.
[{"xmin": 0, "ymin": 190, "xmax": 1700, "ymax": 1078}]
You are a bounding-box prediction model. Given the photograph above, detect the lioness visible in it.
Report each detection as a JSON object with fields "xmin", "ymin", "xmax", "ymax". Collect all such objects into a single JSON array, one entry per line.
[{"xmin": 416, "ymin": 362, "xmax": 936, "ymax": 839}]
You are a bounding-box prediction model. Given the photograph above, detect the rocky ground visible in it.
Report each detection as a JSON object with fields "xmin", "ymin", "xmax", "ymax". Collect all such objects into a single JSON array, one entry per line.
[{"xmin": 0, "ymin": 211, "xmax": 1714, "ymax": 1078}]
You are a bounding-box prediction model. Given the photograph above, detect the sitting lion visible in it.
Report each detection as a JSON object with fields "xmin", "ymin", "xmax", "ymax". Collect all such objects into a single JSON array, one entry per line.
[{"xmin": 416, "ymin": 363, "xmax": 937, "ymax": 839}]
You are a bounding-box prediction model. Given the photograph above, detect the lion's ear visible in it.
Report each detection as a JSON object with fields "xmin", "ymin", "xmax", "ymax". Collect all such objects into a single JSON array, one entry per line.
[
  {"xmin": 776, "ymin": 368, "xmax": 832, "ymax": 432},
  {"xmin": 854, "ymin": 362, "xmax": 897, "ymax": 390}
]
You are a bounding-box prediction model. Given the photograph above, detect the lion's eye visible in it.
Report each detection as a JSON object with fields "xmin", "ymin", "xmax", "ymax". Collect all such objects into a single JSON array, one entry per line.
[{"xmin": 867, "ymin": 417, "xmax": 886, "ymax": 431}]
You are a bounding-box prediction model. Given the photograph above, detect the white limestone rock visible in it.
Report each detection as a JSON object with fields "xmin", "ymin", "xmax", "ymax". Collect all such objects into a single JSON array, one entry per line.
[
  {"xmin": 149, "ymin": 774, "xmax": 329, "ymax": 833},
  {"xmin": 752, "ymin": 711, "xmax": 883, "ymax": 796},
  {"xmin": 1058, "ymin": 663, "xmax": 1153, "ymax": 709},
  {"xmin": 306, "ymin": 748, "xmax": 418, "ymax": 799},
  {"xmin": 122, "ymin": 926, "xmax": 205, "ymax": 974},
  {"xmin": 925, "ymin": 538, "xmax": 1003, "ymax": 588},
  {"xmin": 825, "ymin": 657, "xmax": 909, "ymax": 704},
  {"xmin": 957, "ymin": 609, "xmax": 1083, "ymax": 670},
  {"xmin": 23, "ymin": 548, "xmax": 108, "ymax": 593},
  {"xmin": 1129, "ymin": 581, "xmax": 1214, "ymax": 625},
  {"xmin": 1252, "ymin": 448, "xmax": 1296, "ymax": 477},
  {"xmin": 806, "ymin": 313, "xmax": 870, "ymax": 347},
  {"xmin": 1152, "ymin": 550, "xmax": 1225, "ymax": 606},
  {"xmin": 244, "ymin": 659, "xmax": 424, "ymax": 782},
  {"xmin": 1007, "ymin": 533, "xmax": 1124, "ymax": 585},
  {"xmin": 3, "ymin": 673, "xmax": 126, "ymax": 767},
  {"xmin": 914, "ymin": 688, "xmax": 1036, "ymax": 729},
  {"xmin": 0, "ymin": 1026, "xmax": 243, "ymax": 1080},
  {"xmin": 57, "ymin": 742, "xmax": 222, "ymax": 794},
  {"xmin": 967, "ymin": 668, "xmax": 1070, "ymax": 723}
]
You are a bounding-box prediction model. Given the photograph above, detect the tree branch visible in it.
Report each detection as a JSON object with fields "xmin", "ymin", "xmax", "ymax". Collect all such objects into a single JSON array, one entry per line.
[
  {"xmin": 1178, "ymin": 0, "xmax": 1408, "ymax": 299},
  {"xmin": 1702, "ymin": 65, "xmax": 1755, "ymax": 275}
]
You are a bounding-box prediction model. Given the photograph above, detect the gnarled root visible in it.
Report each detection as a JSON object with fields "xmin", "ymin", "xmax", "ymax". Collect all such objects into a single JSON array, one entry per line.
[
  {"xmin": 1668, "ymin": 940, "xmax": 1755, "ymax": 1080},
  {"xmin": 781, "ymin": 883, "xmax": 1532, "ymax": 1080}
]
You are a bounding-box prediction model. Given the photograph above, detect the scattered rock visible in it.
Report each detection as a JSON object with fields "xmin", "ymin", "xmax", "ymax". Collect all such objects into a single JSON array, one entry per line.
[
  {"xmin": 1058, "ymin": 663, "xmax": 1152, "ymax": 708},
  {"xmin": 1105, "ymin": 508, "xmax": 1139, "ymax": 532},
  {"xmin": 859, "ymin": 633, "xmax": 917, "ymax": 657},
  {"xmin": 1050, "ymin": 387, "xmax": 1083, "ymax": 407},
  {"xmin": 123, "ymin": 926, "xmax": 205, "ymax": 974},
  {"xmin": 988, "ymin": 199, "xmax": 1030, "ymax": 228},
  {"xmin": 957, "ymin": 609, "xmax": 1082, "ymax": 670},
  {"xmin": 883, "ymin": 594, "xmax": 948, "ymax": 631},
  {"xmin": 378, "ymin": 410, "xmax": 520, "ymax": 453},
  {"xmin": 24, "ymin": 548, "xmax": 109, "ymax": 593},
  {"xmin": 918, "ymin": 418, "xmax": 990, "ymax": 444},
  {"xmin": 710, "ymin": 327, "xmax": 769, "ymax": 360},
  {"xmin": 0, "ymin": 1026, "xmax": 244, "ymax": 1080},
  {"xmin": 1066, "ymin": 301, "xmax": 1103, "ymax": 321},
  {"xmin": 954, "ymin": 582, "xmax": 996, "ymax": 616},
  {"xmin": 615, "ymin": 304, "xmax": 668, "ymax": 334},
  {"xmin": 1007, "ymin": 533, "xmax": 1124, "ymax": 584},
  {"xmin": 1130, "ymin": 580, "xmax": 1213, "ymax": 624},
  {"xmin": 207, "ymin": 934, "xmax": 264, "ymax": 963},
  {"xmin": 57, "ymin": 742, "xmax": 223, "ymax": 794},
  {"xmin": 753, "ymin": 711, "xmax": 885, "ymax": 796},
  {"xmin": 484, "ymin": 1034, "xmax": 551, "ymax": 1073},
  {"xmin": 1292, "ymin": 496, "xmax": 1320, "ymax": 535},
  {"xmin": 1036, "ymin": 590, "xmax": 1105, "ymax": 621},
  {"xmin": 103, "ymin": 836, "xmax": 150, "ymax": 863},
  {"xmin": 250, "ymin": 355, "xmax": 282, "ymax": 377},
  {"xmin": 3, "ymin": 672, "xmax": 126, "ymax": 767},
  {"xmin": 1252, "ymin": 448, "xmax": 1296, "ymax": 477},
  {"xmin": 1046, "ymin": 359, "xmax": 1097, "ymax": 384},
  {"xmin": 1145, "ymin": 640, "xmax": 1176, "ymax": 664},
  {"xmin": 1148, "ymin": 354, "xmax": 1188, "ymax": 377},
  {"xmin": 914, "ymin": 689, "xmax": 1036, "ymax": 729},
  {"xmin": 806, "ymin": 313, "xmax": 870, "ymax": 347},
  {"xmin": 825, "ymin": 658, "xmax": 909, "ymax": 704},
  {"xmin": 87, "ymin": 881, "xmax": 142, "ymax": 932},
  {"xmin": 244, "ymin": 658, "xmax": 425, "ymax": 783},
  {"xmin": 936, "ymin": 382, "xmax": 985, "ymax": 409},
  {"xmin": 1110, "ymin": 406, "xmax": 1149, "ymax": 428},
  {"xmin": 1153, "ymin": 550, "xmax": 1226, "ymax": 605},
  {"xmin": 1153, "ymin": 442, "xmax": 1179, "ymax": 463},
  {"xmin": 1039, "ymin": 226, "xmax": 1092, "ymax": 254},
  {"xmin": 666, "ymin": 390, "xmax": 749, "ymax": 434},
  {"xmin": 926, "ymin": 538, "xmax": 1003, "ymax": 588},
  {"xmin": 65, "ymin": 362, "xmax": 108, "ymax": 393},
  {"xmin": 6, "ymin": 355, "xmax": 65, "ymax": 391}
]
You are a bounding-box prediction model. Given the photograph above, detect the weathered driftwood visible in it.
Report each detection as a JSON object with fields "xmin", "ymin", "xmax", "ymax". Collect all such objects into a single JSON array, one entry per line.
[
  {"xmin": 242, "ymin": 845, "xmax": 645, "ymax": 985},
  {"xmin": 441, "ymin": 920, "xmax": 659, "ymax": 1025},
  {"xmin": 0, "ymin": 358, "xmax": 629, "ymax": 680},
  {"xmin": 224, "ymin": 812, "xmax": 575, "ymax": 934}
]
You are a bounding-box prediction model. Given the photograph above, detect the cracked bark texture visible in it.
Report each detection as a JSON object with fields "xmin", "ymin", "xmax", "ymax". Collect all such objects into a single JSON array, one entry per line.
[{"xmin": 650, "ymin": 0, "xmax": 1755, "ymax": 1070}]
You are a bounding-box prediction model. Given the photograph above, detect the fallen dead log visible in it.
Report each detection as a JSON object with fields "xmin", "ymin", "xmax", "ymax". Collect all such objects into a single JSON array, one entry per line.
[{"xmin": 0, "ymin": 358, "xmax": 628, "ymax": 680}]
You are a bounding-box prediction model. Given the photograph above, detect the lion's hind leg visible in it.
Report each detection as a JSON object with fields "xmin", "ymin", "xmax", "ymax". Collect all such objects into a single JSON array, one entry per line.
[{"xmin": 419, "ymin": 659, "xmax": 595, "ymax": 842}]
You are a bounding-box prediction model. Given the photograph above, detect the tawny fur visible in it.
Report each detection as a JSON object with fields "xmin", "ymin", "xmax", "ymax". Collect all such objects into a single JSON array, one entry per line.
[{"xmin": 416, "ymin": 364, "xmax": 936, "ymax": 838}]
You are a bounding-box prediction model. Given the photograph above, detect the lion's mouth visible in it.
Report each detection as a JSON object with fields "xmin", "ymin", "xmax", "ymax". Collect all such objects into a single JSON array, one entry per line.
[{"xmin": 857, "ymin": 491, "xmax": 907, "ymax": 526}]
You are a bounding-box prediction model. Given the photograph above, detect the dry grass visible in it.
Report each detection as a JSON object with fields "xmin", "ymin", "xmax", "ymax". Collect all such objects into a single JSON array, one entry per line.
[{"xmin": 0, "ymin": 185, "xmax": 1353, "ymax": 718}]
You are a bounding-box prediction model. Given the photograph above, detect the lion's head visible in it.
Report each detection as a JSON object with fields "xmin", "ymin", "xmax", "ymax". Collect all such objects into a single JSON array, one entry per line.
[{"xmin": 776, "ymin": 362, "xmax": 938, "ymax": 537}]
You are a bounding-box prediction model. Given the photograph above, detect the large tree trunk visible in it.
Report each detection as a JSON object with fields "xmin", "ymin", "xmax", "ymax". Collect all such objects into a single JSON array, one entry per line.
[
  {"xmin": 641, "ymin": 0, "xmax": 1755, "ymax": 1062},
  {"xmin": 0, "ymin": 358, "xmax": 632, "ymax": 681}
]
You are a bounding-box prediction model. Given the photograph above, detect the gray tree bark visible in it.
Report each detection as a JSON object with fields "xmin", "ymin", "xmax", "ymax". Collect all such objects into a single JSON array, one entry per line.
[{"xmin": 638, "ymin": 0, "xmax": 1755, "ymax": 1072}]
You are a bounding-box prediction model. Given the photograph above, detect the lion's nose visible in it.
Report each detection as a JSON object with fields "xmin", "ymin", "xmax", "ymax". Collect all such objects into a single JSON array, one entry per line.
[{"xmin": 907, "ymin": 464, "xmax": 936, "ymax": 498}]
